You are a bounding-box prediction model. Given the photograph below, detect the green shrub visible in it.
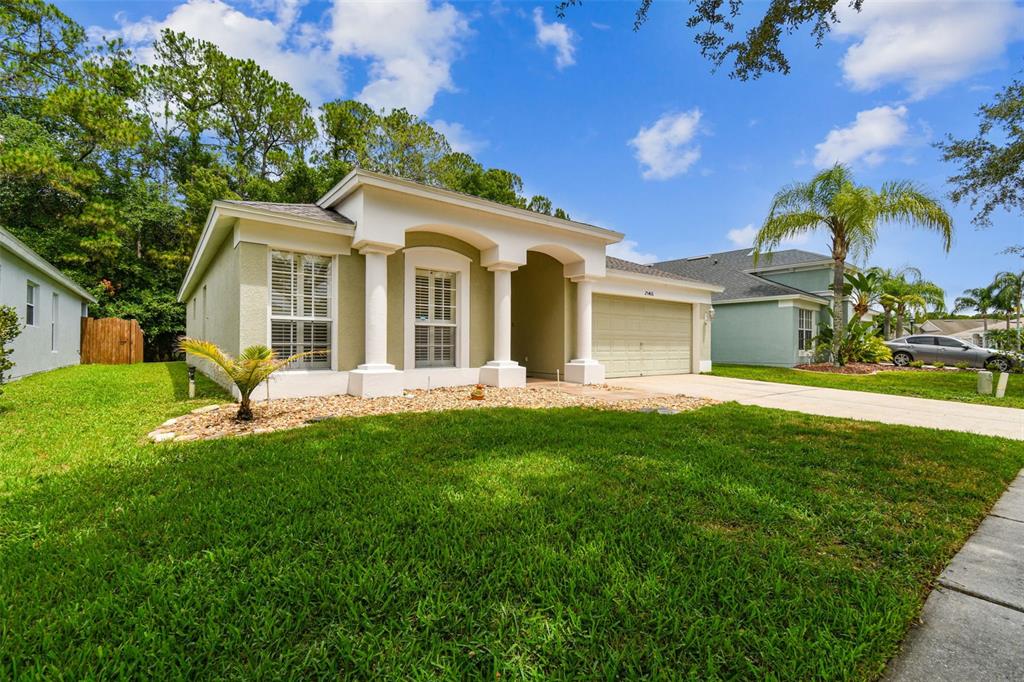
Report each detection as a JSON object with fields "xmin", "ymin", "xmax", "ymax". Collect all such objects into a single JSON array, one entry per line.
[
  {"xmin": 0, "ymin": 305, "xmax": 22, "ymax": 399},
  {"xmin": 955, "ymin": 361, "xmax": 970, "ymax": 370},
  {"xmin": 909, "ymin": 360, "xmax": 925, "ymax": 368},
  {"xmin": 859, "ymin": 335, "xmax": 893, "ymax": 364},
  {"xmin": 933, "ymin": 361, "xmax": 945, "ymax": 369},
  {"xmin": 813, "ymin": 317, "xmax": 891, "ymax": 365}
]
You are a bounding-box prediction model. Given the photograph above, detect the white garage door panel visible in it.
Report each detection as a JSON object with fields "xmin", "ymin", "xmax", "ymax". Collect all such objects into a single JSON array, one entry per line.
[{"xmin": 594, "ymin": 295, "xmax": 691, "ymax": 378}]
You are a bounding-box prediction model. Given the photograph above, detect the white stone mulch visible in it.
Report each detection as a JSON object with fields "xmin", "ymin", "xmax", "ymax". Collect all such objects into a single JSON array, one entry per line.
[{"xmin": 148, "ymin": 384, "xmax": 715, "ymax": 443}]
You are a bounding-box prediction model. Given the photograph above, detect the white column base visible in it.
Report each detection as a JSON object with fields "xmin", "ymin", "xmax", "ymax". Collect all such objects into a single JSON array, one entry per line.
[
  {"xmin": 564, "ymin": 359, "xmax": 605, "ymax": 385},
  {"xmin": 699, "ymin": 360, "xmax": 713, "ymax": 373},
  {"xmin": 479, "ymin": 362, "xmax": 526, "ymax": 388},
  {"xmin": 348, "ymin": 366, "xmax": 405, "ymax": 398}
]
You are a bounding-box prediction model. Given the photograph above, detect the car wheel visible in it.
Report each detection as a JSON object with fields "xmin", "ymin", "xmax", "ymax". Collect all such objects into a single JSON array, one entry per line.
[
  {"xmin": 893, "ymin": 351, "xmax": 912, "ymax": 367},
  {"xmin": 987, "ymin": 356, "xmax": 1010, "ymax": 372}
]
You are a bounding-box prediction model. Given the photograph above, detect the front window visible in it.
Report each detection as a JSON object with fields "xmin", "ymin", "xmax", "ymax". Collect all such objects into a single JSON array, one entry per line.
[
  {"xmin": 26, "ymin": 282, "xmax": 38, "ymax": 326},
  {"xmin": 797, "ymin": 309, "xmax": 814, "ymax": 351},
  {"xmin": 270, "ymin": 250, "xmax": 332, "ymax": 369},
  {"xmin": 414, "ymin": 269, "xmax": 456, "ymax": 368}
]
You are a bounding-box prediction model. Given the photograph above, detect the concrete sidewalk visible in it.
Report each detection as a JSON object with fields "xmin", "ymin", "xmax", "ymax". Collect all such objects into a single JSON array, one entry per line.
[
  {"xmin": 605, "ymin": 374, "xmax": 1024, "ymax": 440},
  {"xmin": 885, "ymin": 471, "xmax": 1024, "ymax": 680}
]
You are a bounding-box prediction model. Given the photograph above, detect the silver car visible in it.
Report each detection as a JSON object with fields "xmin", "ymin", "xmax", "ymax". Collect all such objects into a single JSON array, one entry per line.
[{"xmin": 885, "ymin": 335, "xmax": 1014, "ymax": 371}]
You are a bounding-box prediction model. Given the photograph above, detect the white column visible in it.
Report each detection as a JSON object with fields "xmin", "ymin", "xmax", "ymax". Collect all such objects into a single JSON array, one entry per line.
[
  {"xmin": 492, "ymin": 267, "xmax": 513, "ymax": 365},
  {"xmin": 362, "ymin": 250, "xmax": 390, "ymax": 369},
  {"xmin": 349, "ymin": 242, "xmax": 403, "ymax": 398},
  {"xmin": 565, "ymin": 275, "xmax": 604, "ymax": 384},
  {"xmin": 481, "ymin": 263, "xmax": 525, "ymax": 387},
  {"xmin": 574, "ymin": 278, "xmax": 593, "ymax": 362}
]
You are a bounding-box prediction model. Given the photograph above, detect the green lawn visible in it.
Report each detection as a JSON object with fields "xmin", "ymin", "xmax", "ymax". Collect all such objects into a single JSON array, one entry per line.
[
  {"xmin": 710, "ymin": 363, "xmax": 1024, "ymax": 409},
  {"xmin": 1, "ymin": 363, "xmax": 1021, "ymax": 679}
]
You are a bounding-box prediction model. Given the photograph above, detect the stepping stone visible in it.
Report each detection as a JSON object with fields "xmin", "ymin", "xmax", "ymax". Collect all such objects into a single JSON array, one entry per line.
[{"xmin": 149, "ymin": 432, "xmax": 175, "ymax": 443}]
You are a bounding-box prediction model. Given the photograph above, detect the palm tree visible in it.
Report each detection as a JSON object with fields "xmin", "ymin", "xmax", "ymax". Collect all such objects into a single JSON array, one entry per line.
[
  {"xmin": 870, "ymin": 266, "xmax": 921, "ymax": 338},
  {"xmin": 994, "ymin": 270, "xmax": 1023, "ymax": 348},
  {"xmin": 179, "ymin": 339, "xmax": 319, "ymax": 421},
  {"xmin": 953, "ymin": 284, "xmax": 998, "ymax": 337},
  {"xmin": 755, "ymin": 164, "xmax": 953, "ymax": 364},
  {"xmin": 844, "ymin": 270, "xmax": 882, "ymax": 320},
  {"xmin": 892, "ymin": 286, "xmax": 945, "ymax": 337}
]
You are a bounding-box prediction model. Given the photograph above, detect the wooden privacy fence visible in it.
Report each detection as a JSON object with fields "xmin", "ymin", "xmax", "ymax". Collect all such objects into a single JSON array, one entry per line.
[{"xmin": 81, "ymin": 317, "xmax": 144, "ymax": 365}]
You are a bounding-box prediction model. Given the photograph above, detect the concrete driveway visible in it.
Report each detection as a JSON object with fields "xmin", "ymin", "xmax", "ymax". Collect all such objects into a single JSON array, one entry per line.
[{"xmin": 606, "ymin": 374, "xmax": 1024, "ymax": 440}]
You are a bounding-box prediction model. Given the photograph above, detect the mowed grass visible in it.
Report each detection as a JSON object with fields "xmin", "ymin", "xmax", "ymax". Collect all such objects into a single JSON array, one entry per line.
[
  {"xmin": 1, "ymin": 363, "xmax": 1022, "ymax": 679},
  {"xmin": 711, "ymin": 363, "xmax": 1024, "ymax": 409}
]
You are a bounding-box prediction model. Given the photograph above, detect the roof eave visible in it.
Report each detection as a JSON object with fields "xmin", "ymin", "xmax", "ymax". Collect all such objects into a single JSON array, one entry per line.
[
  {"xmin": 606, "ymin": 267, "xmax": 724, "ymax": 293},
  {"xmin": 0, "ymin": 226, "xmax": 96, "ymax": 302},
  {"xmin": 177, "ymin": 202, "xmax": 356, "ymax": 302},
  {"xmin": 317, "ymin": 169, "xmax": 625, "ymax": 244}
]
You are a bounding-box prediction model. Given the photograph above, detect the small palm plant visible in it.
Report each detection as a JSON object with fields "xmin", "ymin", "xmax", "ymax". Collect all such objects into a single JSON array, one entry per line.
[{"xmin": 179, "ymin": 339, "xmax": 317, "ymax": 421}]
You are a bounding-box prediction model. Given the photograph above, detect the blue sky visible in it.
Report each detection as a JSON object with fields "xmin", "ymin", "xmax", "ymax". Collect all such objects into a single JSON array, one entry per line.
[{"xmin": 61, "ymin": 0, "xmax": 1024, "ymax": 310}]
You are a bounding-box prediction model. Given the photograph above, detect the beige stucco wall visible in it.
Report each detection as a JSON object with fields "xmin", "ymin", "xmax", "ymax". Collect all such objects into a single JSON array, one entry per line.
[
  {"xmin": 511, "ymin": 251, "xmax": 574, "ymax": 378},
  {"xmin": 337, "ymin": 248, "xmax": 365, "ymax": 371},
  {"xmin": 185, "ymin": 234, "xmax": 240, "ymax": 353},
  {"xmin": 699, "ymin": 303, "xmax": 712, "ymax": 362},
  {"xmin": 184, "ymin": 234, "xmax": 240, "ymax": 392},
  {"xmin": 238, "ymin": 241, "xmax": 268, "ymax": 349}
]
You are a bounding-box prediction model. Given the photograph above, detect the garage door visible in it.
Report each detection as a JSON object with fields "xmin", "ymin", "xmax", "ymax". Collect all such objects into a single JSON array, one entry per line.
[{"xmin": 593, "ymin": 295, "xmax": 692, "ymax": 378}]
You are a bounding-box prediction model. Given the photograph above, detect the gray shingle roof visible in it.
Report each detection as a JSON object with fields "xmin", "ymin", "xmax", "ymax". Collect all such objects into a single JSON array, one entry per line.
[
  {"xmin": 222, "ymin": 201, "xmax": 354, "ymax": 225},
  {"xmin": 654, "ymin": 248, "xmax": 830, "ymax": 302},
  {"xmin": 605, "ymin": 256, "xmax": 705, "ymax": 282}
]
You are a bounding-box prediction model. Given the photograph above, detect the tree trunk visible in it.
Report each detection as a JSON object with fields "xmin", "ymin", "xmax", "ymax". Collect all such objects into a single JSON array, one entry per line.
[
  {"xmin": 236, "ymin": 396, "xmax": 254, "ymax": 421},
  {"xmin": 883, "ymin": 310, "xmax": 891, "ymax": 339},
  {"xmin": 832, "ymin": 258, "xmax": 846, "ymax": 366}
]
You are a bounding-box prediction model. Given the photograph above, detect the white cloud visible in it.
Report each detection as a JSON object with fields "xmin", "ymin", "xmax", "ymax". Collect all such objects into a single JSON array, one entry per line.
[
  {"xmin": 97, "ymin": 0, "xmax": 342, "ymax": 105},
  {"xmin": 533, "ymin": 7, "xmax": 577, "ymax": 69},
  {"xmin": 628, "ymin": 109, "xmax": 703, "ymax": 180},
  {"xmin": 432, "ymin": 119, "xmax": 487, "ymax": 154},
  {"xmin": 607, "ymin": 239, "xmax": 659, "ymax": 264},
  {"xmin": 813, "ymin": 105, "xmax": 908, "ymax": 168},
  {"xmin": 329, "ymin": 0, "xmax": 470, "ymax": 116},
  {"xmin": 833, "ymin": 0, "xmax": 1024, "ymax": 99},
  {"xmin": 96, "ymin": 0, "xmax": 472, "ymax": 116},
  {"xmin": 727, "ymin": 224, "xmax": 809, "ymax": 249}
]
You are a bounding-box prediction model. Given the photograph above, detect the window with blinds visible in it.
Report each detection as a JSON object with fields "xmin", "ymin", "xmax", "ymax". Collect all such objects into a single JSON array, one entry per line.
[
  {"xmin": 414, "ymin": 269, "xmax": 456, "ymax": 368},
  {"xmin": 270, "ymin": 251, "xmax": 332, "ymax": 369}
]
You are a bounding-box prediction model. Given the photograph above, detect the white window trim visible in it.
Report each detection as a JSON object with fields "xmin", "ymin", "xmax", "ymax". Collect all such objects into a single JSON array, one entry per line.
[
  {"xmin": 265, "ymin": 249, "xmax": 337, "ymax": 371},
  {"xmin": 403, "ymin": 247, "xmax": 471, "ymax": 371},
  {"xmin": 797, "ymin": 308, "xmax": 816, "ymax": 354},
  {"xmin": 26, "ymin": 281, "xmax": 38, "ymax": 327},
  {"xmin": 51, "ymin": 292, "xmax": 59, "ymax": 353}
]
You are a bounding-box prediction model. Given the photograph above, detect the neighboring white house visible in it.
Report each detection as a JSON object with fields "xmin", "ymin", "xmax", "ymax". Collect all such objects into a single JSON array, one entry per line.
[
  {"xmin": 919, "ymin": 318, "xmax": 1021, "ymax": 347},
  {"xmin": 0, "ymin": 226, "xmax": 95, "ymax": 378},
  {"xmin": 178, "ymin": 170, "xmax": 722, "ymax": 398}
]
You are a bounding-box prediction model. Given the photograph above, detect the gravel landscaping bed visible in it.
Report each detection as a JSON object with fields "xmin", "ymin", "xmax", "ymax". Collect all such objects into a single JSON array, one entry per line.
[{"xmin": 149, "ymin": 385, "xmax": 715, "ymax": 442}]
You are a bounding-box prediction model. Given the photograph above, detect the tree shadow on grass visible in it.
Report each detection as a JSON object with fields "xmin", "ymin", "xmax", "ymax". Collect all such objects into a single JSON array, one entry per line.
[{"xmin": 2, "ymin": 406, "xmax": 1021, "ymax": 679}]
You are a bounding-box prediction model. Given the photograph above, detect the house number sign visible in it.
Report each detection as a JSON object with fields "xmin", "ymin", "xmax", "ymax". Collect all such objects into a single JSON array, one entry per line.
[{"xmin": 643, "ymin": 289, "xmax": 655, "ymax": 297}]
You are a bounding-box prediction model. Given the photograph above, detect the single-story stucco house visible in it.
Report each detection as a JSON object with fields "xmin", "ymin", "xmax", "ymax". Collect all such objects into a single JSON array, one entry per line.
[
  {"xmin": 654, "ymin": 248, "xmax": 865, "ymax": 367},
  {"xmin": 0, "ymin": 225, "xmax": 95, "ymax": 379},
  {"xmin": 178, "ymin": 170, "xmax": 722, "ymax": 398}
]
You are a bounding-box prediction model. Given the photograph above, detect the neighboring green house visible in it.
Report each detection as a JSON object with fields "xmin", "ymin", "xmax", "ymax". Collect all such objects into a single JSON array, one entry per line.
[{"xmin": 655, "ymin": 248, "xmax": 861, "ymax": 367}]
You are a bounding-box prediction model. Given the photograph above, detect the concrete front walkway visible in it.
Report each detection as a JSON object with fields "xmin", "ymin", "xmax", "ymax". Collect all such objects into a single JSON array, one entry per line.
[
  {"xmin": 885, "ymin": 471, "xmax": 1024, "ymax": 680},
  {"xmin": 605, "ymin": 374, "xmax": 1024, "ymax": 440}
]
